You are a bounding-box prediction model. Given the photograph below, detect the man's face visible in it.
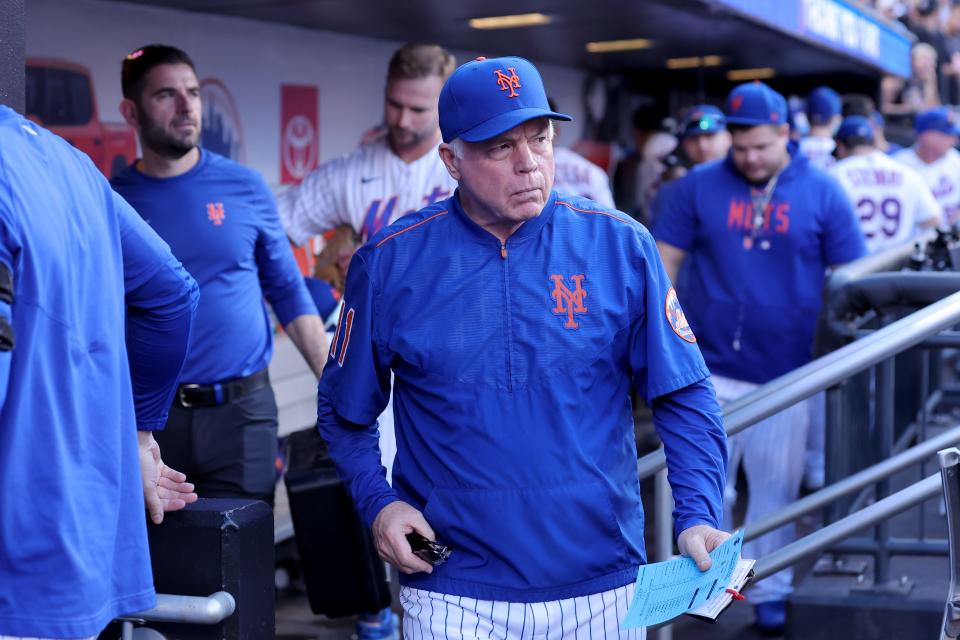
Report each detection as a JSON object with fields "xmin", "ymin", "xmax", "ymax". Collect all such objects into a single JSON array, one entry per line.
[
  {"xmin": 132, "ymin": 63, "xmax": 202, "ymax": 159},
  {"xmin": 383, "ymin": 75, "xmax": 444, "ymax": 154},
  {"xmin": 681, "ymin": 130, "xmax": 731, "ymax": 165},
  {"xmin": 918, "ymin": 130, "xmax": 959, "ymax": 160},
  {"xmin": 444, "ymin": 118, "xmax": 555, "ymax": 231},
  {"xmin": 730, "ymin": 124, "xmax": 790, "ymax": 183}
]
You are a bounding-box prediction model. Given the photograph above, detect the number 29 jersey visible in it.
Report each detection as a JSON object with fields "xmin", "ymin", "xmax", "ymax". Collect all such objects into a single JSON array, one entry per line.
[{"xmin": 831, "ymin": 150, "xmax": 941, "ymax": 253}]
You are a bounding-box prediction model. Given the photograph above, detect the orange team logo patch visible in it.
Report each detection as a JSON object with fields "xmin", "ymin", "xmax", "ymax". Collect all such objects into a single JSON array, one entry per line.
[
  {"xmin": 206, "ymin": 202, "xmax": 225, "ymax": 226},
  {"xmin": 730, "ymin": 95, "xmax": 743, "ymax": 112},
  {"xmin": 551, "ymin": 274, "xmax": 587, "ymax": 329},
  {"xmin": 494, "ymin": 67, "xmax": 522, "ymax": 98},
  {"xmin": 665, "ymin": 288, "xmax": 696, "ymax": 343}
]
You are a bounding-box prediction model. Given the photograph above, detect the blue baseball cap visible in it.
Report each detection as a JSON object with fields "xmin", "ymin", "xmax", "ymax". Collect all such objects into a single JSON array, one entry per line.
[
  {"xmin": 807, "ymin": 87, "xmax": 842, "ymax": 125},
  {"xmin": 724, "ymin": 82, "xmax": 788, "ymax": 127},
  {"xmin": 915, "ymin": 107, "xmax": 960, "ymax": 136},
  {"xmin": 679, "ymin": 105, "xmax": 726, "ymax": 138},
  {"xmin": 439, "ymin": 56, "xmax": 572, "ymax": 143},
  {"xmin": 835, "ymin": 116, "xmax": 875, "ymax": 143}
]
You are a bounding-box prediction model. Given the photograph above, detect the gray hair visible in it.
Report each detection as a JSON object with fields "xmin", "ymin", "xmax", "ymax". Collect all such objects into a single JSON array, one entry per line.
[{"xmin": 446, "ymin": 120, "xmax": 555, "ymax": 159}]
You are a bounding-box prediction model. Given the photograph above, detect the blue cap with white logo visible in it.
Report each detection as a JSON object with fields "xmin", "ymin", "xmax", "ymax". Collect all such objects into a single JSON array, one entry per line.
[
  {"xmin": 807, "ymin": 86, "xmax": 842, "ymax": 125},
  {"xmin": 439, "ymin": 56, "xmax": 572, "ymax": 143},
  {"xmin": 679, "ymin": 105, "xmax": 727, "ymax": 138},
  {"xmin": 915, "ymin": 107, "xmax": 960, "ymax": 136},
  {"xmin": 724, "ymin": 82, "xmax": 788, "ymax": 127},
  {"xmin": 835, "ymin": 115, "xmax": 875, "ymax": 143}
]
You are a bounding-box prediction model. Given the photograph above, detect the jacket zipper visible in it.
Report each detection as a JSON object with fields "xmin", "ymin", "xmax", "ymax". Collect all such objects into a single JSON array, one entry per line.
[{"xmin": 501, "ymin": 241, "xmax": 513, "ymax": 390}]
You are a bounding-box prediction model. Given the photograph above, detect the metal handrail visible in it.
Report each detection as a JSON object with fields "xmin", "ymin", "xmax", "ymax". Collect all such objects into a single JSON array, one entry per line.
[
  {"xmin": 752, "ymin": 474, "xmax": 942, "ymax": 581},
  {"xmin": 745, "ymin": 424, "xmax": 960, "ymax": 541},
  {"xmin": 939, "ymin": 448, "xmax": 960, "ymax": 640},
  {"xmin": 638, "ymin": 290, "xmax": 960, "ymax": 480},
  {"xmin": 118, "ymin": 591, "xmax": 235, "ymax": 638}
]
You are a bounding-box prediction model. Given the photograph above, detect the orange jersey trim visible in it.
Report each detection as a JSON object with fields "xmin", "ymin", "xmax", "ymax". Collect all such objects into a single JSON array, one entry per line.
[
  {"xmin": 375, "ymin": 211, "xmax": 448, "ymax": 248},
  {"xmin": 555, "ymin": 200, "xmax": 632, "ymax": 226}
]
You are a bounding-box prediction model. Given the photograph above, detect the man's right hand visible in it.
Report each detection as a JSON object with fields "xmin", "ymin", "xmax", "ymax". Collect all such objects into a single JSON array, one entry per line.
[{"xmin": 372, "ymin": 501, "xmax": 436, "ymax": 575}]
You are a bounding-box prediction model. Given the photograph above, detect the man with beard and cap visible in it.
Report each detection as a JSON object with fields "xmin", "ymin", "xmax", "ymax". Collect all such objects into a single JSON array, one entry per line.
[
  {"xmin": 654, "ymin": 81, "xmax": 866, "ymax": 635},
  {"xmin": 277, "ymin": 43, "xmax": 457, "ymax": 246},
  {"xmin": 112, "ymin": 44, "xmax": 328, "ymax": 508},
  {"xmin": 317, "ymin": 55, "xmax": 729, "ymax": 639}
]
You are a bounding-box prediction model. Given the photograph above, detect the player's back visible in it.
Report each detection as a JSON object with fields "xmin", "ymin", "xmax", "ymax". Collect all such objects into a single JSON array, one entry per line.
[
  {"xmin": 0, "ymin": 105, "xmax": 128, "ymax": 396},
  {"xmin": 0, "ymin": 105, "xmax": 158, "ymax": 636},
  {"xmin": 832, "ymin": 150, "xmax": 940, "ymax": 252}
]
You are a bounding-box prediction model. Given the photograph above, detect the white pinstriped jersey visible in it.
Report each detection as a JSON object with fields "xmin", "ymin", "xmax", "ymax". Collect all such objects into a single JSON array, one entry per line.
[
  {"xmin": 893, "ymin": 146, "xmax": 960, "ymax": 224},
  {"xmin": 552, "ymin": 147, "xmax": 615, "ymax": 208},
  {"xmin": 799, "ymin": 135, "xmax": 837, "ymax": 170},
  {"xmin": 830, "ymin": 150, "xmax": 941, "ymax": 253},
  {"xmin": 277, "ymin": 137, "xmax": 456, "ymax": 245}
]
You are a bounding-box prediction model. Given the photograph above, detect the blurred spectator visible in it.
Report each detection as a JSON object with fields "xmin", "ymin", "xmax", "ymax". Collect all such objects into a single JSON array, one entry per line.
[
  {"xmin": 893, "ymin": 106, "xmax": 960, "ymax": 222},
  {"xmin": 614, "ymin": 105, "xmax": 666, "ymax": 223},
  {"xmin": 843, "ymin": 93, "xmax": 877, "ymax": 117},
  {"xmin": 678, "ymin": 105, "xmax": 731, "ymax": 166},
  {"xmin": 800, "ymin": 87, "xmax": 843, "ymax": 169},
  {"xmin": 638, "ymin": 131, "xmax": 680, "ymax": 221},
  {"xmin": 881, "ymin": 42, "xmax": 942, "ymax": 117},
  {"xmin": 548, "ymin": 97, "xmax": 616, "ymax": 207},
  {"xmin": 871, "ymin": 111, "xmax": 904, "ymax": 154}
]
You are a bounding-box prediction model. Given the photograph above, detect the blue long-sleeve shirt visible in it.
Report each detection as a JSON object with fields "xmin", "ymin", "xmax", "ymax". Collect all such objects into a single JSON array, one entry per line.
[
  {"xmin": 113, "ymin": 149, "xmax": 316, "ymax": 383},
  {"xmin": 0, "ymin": 106, "xmax": 198, "ymax": 638},
  {"xmin": 317, "ymin": 190, "xmax": 727, "ymax": 602}
]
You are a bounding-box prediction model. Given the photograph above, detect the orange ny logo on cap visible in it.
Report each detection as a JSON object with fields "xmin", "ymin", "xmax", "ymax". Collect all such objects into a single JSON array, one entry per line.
[
  {"xmin": 731, "ymin": 95, "xmax": 744, "ymax": 112},
  {"xmin": 494, "ymin": 67, "xmax": 522, "ymax": 98}
]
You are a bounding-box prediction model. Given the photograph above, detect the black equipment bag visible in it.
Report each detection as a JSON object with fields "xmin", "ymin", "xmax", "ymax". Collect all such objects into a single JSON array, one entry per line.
[{"xmin": 284, "ymin": 427, "xmax": 391, "ymax": 617}]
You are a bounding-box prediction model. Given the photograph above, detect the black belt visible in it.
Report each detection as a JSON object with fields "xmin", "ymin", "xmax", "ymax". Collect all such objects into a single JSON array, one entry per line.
[{"xmin": 176, "ymin": 368, "xmax": 269, "ymax": 408}]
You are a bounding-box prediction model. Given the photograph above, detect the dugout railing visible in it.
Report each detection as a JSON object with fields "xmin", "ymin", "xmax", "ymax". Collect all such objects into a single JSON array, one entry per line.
[{"xmin": 639, "ymin": 286, "xmax": 960, "ymax": 639}]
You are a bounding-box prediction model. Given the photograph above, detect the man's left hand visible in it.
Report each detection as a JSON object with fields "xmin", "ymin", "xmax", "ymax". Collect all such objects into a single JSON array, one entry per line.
[
  {"xmin": 677, "ymin": 524, "xmax": 731, "ymax": 571},
  {"xmin": 138, "ymin": 430, "xmax": 198, "ymax": 524}
]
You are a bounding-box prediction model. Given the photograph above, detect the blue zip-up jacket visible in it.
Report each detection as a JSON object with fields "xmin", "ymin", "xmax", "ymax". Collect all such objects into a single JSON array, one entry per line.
[{"xmin": 318, "ymin": 190, "xmax": 727, "ymax": 602}]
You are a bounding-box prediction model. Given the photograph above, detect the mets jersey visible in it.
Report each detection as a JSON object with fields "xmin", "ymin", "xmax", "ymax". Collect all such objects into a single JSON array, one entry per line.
[
  {"xmin": 317, "ymin": 190, "xmax": 726, "ymax": 602},
  {"xmin": 893, "ymin": 147, "xmax": 960, "ymax": 223},
  {"xmin": 552, "ymin": 146, "xmax": 615, "ymax": 208},
  {"xmin": 277, "ymin": 137, "xmax": 456, "ymax": 245},
  {"xmin": 799, "ymin": 135, "xmax": 837, "ymax": 170},
  {"xmin": 831, "ymin": 150, "xmax": 941, "ymax": 252}
]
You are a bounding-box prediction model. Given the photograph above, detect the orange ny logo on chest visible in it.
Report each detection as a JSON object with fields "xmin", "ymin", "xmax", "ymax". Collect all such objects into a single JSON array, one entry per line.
[
  {"xmin": 206, "ymin": 202, "xmax": 225, "ymax": 226},
  {"xmin": 550, "ymin": 274, "xmax": 587, "ymax": 329}
]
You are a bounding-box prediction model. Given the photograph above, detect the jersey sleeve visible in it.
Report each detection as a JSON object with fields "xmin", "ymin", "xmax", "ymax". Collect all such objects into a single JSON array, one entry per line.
[
  {"xmin": 589, "ymin": 164, "xmax": 616, "ymax": 209},
  {"xmin": 276, "ymin": 155, "xmax": 350, "ymax": 246},
  {"xmin": 316, "ymin": 252, "xmax": 397, "ymax": 527},
  {"xmin": 651, "ymin": 174, "xmax": 698, "ymax": 250},
  {"xmin": 250, "ymin": 174, "xmax": 318, "ymax": 325},
  {"xmin": 627, "ymin": 231, "xmax": 726, "ymax": 538},
  {"xmin": 651, "ymin": 378, "xmax": 727, "ymax": 539},
  {"xmin": 911, "ymin": 170, "xmax": 944, "ymax": 226},
  {"xmin": 628, "ymin": 230, "xmax": 711, "ymax": 402},
  {"xmin": 117, "ymin": 190, "xmax": 200, "ymax": 430},
  {"xmin": 819, "ymin": 175, "xmax": 868, "ymax": 266}
]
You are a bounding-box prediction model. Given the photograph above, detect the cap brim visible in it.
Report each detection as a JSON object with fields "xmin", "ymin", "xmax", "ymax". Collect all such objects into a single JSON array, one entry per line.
[
  {"xmin": 459, "ymin": 107, "xmax": 573, "ymax": 142},
  {"xmin": 725, "ymin": 115, "xmax": 785, "ymax": 126},
  {"xmin": 682, "ymin": 125, "xmax": 723, "ymax": 138}
]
